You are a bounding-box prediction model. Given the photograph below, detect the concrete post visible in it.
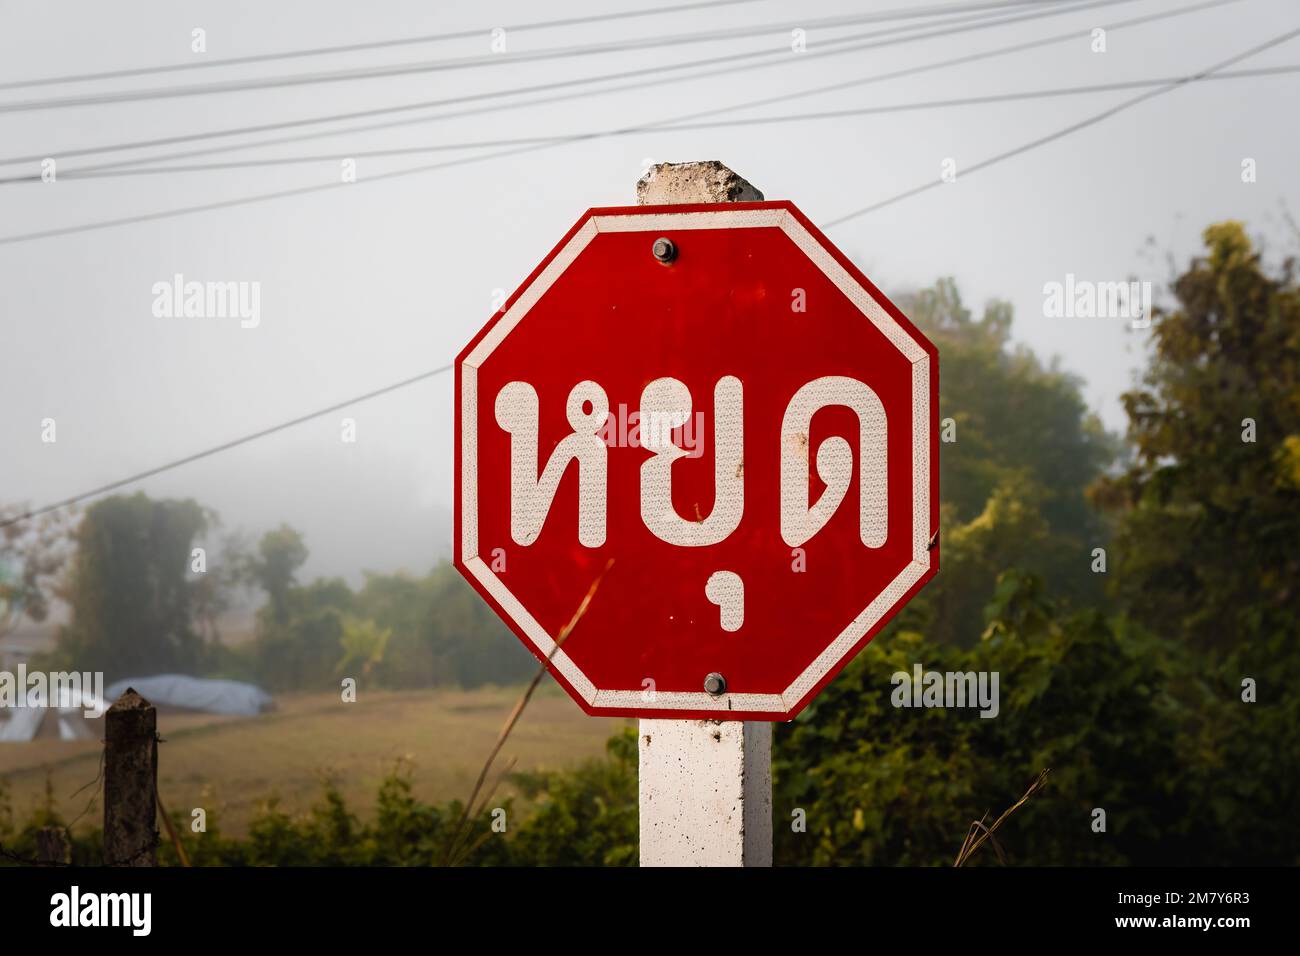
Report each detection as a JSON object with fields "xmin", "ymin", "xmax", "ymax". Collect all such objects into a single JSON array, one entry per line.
[
  {"xmin": 36, "ymin": 826, "xmax": 70, "ymax": 866},
  {"xmin": 104, "ymin": 688, "xmax": 158, "ymax": 867},
  {"xmin": 635, "ymin": 161, "xmax": 773, "ymax": 868}
]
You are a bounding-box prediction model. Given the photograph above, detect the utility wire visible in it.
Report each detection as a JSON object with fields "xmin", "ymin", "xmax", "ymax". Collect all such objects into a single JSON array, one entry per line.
[
  {"xmin": 0, "ymin": 1, "xmax": 1069, "ymax": 113},
  {"xmin": 0, "ymin": 1, "xmax": 758, "ymax": 91},
  {"xmin": 4, "ymin": 20, "xmax": 1294, "ymax": 528},
  {"xmin": 7, "ymin": 64, "xmax": 1293, "ymax": 184},
  {"xmin": 823, "ymin": 22, "xmax": 1300, "ymax": 224},
  {"xmin": 0, "ymin": 0, "xmax": 1043, "ymax": 93},
  {"xmin": 84, "ymin": 0, "xmax": 1164, "ymax": 183},
  {"xmin": 0, "ymin": 0, "xmax": 1104, "ymax": 167},
  {"xmin": 0, "ymin": 0, "xmax": 1202, "ymax": 245},
  {"xmin": 0, "ymin": 365, "xmax": 453, "ymax": 528}
]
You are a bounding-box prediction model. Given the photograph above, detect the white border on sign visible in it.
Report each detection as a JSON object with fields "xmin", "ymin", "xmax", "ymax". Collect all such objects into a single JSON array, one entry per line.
[{"xmin": 461, "ymin": 207, "xmax": 932, "ymax": 714}]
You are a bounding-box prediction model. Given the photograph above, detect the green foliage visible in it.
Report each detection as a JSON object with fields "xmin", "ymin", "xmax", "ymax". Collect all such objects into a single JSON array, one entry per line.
[
  {"xmin": 1095, "ymin": 222, "xmax": 1300, "ymax": 650},
  {"xmin": 50, "ymin": 493, "xmax": 211, "ymax": 680},
  {"xmin": 250, "ymin": 524, "xmax": 308, "ymax": 626},
  {"xmin": 36, "ymin": 509, "xmax": 535, "ymax": 692},
  {"xmin": 252, "ymin": 577, "xmax": 354, "ymax": 691},
  {"xmin": 335, "ymin": 615, "xmax": 390, "ymax": 677},
  {"xmin": 1092, "ymin": 222, "xmax": 1300, "ymax": 855},
  {"xmin": 0, "ymin": 506, "xmax": 76, "ymax": 639},
  {"xmin": 1, "ymin": 760, "xmax": 566, "ymax": 867},
  {"xmin": 770, "ymin": 571, "xmax": 1191, "ymax": 866},
  {"xmin": 352, "ymin": 564, "xmax": 534, "ymax": 689},
  {"xmin": 245, "ymin": 530, "xmax": 535, "ymax": 691},
  {"xmin": 898, "ymin": 280, "xmax": 1120, "ymax": 644},
  {"xmin": 160, "ymin": 766, "xmax": 513, "ymax": 867},
  {"xmin": 0, "ymin": 773, "xmax": 105, "ymax": 866},
  {"xmin": 507, "ymin": 730, "xmax": 638, "ymax": 867}
]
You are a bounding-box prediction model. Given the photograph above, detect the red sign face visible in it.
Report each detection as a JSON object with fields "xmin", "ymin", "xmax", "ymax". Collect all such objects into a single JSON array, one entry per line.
[{"xmin": 455, "ymin": 201, "xmax": 937, "ymax": 720}]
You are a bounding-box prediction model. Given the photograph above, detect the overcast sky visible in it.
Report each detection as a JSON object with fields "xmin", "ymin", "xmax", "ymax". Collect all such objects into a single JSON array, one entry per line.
[{"xmin": 2, "ymin": 0, "xmax": 1297, "ymax": 583}]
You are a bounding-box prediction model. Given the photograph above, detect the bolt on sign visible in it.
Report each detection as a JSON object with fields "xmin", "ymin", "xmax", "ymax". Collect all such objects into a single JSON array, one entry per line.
[{"xmin": 455, "ymin": 201, "xmax": 938, "ymax": 720}]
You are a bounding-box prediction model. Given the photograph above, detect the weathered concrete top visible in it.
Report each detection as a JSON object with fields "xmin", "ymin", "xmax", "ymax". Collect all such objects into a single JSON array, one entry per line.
[
  {"xmin": 108, "ymin": 688, "xmax": 154, "ymax": 713},
  {"xmin": 636, "ymin": 160, "xmax": 764, "ymax": 205}
]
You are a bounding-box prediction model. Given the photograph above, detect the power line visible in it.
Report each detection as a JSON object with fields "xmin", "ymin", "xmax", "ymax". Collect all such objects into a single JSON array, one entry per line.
[
  {"xmin": 823, "ymin": 22, "xmax": 1300, "ymax": 224},
  {"xmin": 5, "ymin": 19, "xmax": 1293, "ymax": 528},
  {"xmin": 10, "ymin": 64, "xmax": 1294, "ymax": 184},
  {"xmin": 0, "ymin": 5, "xmax": 1100, "ymax": 186},
  {"xmin": 0, "ymin": 0, "xmax": 1043, "ymax": 94},
  {"xmin": 0, "ymin": 365, "xmax": 453, "ymax": 529},
  {"xmin": 0, "ymin": 0, "xmax": 1198, "ymax": 244},
  {"xmin": 0, "ymin": 0, "xmax": 1100, "ymax": 167},
  {"xmin": 0, "ymin": 0, "xmax": 759, "ymax": 91},
  {"xmin": 0, "ymin": 139, "xmax": 553, "ymax": 246},
  {"xmin": 0, "ymin": 1, "xmax": 1068, "ymax": 113}
]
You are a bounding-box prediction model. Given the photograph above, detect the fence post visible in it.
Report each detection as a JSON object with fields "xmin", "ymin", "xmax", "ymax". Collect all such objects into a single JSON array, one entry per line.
[
  {"xmin": 104, "ymin": 688, "xmax": 158, "ymax": 867},
  {"xmin": 36, "ymin": 825, "xmax": 69, "ymax": 866},
  {"xmin": 635, "ymin": 161, "xmax": 774, "ymax": 867}
]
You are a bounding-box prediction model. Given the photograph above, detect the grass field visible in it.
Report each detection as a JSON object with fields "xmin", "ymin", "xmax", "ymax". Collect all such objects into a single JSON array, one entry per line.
[{"xmin": 0, "ymin": 684, "xmax": 629, "ymax": 835}]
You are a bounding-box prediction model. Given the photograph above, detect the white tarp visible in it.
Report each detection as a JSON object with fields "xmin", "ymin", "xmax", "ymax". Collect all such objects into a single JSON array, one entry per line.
[
  {"xmin": 104, "ymin": 675, "xmax": 273, "ymax": 716},
  {"xmin": 0, "ymin": 684, "xmax": 105, "ymax": 742}
]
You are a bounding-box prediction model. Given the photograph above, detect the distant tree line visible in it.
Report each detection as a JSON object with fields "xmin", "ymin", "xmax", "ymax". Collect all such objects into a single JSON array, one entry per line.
[{"xmin": 16, "ymin": 499, "xmax": 533, "ymax": 692}]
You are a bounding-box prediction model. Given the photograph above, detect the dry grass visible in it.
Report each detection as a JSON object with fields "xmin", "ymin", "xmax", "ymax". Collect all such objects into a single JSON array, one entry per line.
[
  {"xmin": 953, "ymin": 768, "xmax": 1051, "ymax": 866},
  {"xmin": 444, "ymin": 559, "xmax": 612, "ymax": 865},
  {"xmin": 0, "ymin": 684, "xmax": 627, "ymax": 836}
]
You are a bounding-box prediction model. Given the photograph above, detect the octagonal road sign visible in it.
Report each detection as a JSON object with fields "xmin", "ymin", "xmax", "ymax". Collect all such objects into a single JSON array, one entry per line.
[{"xmin": 455, "ymin": 200, "xmax": 938, "ymax": 720}]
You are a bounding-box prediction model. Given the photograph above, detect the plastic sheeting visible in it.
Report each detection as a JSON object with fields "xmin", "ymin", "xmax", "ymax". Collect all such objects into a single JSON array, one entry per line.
[
  {"xmin": 104, "ymin": 675, "xmax": 273, "ymax": 716},
  {"xmin": 0, "ymin": 685, "xmax": 105, "ymax": 742}
]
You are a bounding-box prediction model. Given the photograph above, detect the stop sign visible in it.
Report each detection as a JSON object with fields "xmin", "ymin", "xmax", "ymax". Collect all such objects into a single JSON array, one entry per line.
[{"xmin": 455, "ymin": 200, "xmax": 937, "ymax": 720}]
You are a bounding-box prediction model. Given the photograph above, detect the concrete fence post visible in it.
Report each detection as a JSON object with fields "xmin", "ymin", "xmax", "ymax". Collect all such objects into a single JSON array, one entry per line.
[
  {"xmin": 635, "ymin": 161, "xmax": 774, "ymax": 868},
  {"xmin": 104, "ymin": 688, "xmax": 158, "ymax": 867},
  {"xmin": 36, "ymin": 825, "xmax": 70, "ymax": 866}
]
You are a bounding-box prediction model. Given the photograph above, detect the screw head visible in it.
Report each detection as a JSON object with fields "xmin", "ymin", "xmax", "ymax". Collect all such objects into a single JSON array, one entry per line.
[
  {"xmin": 703, "ymin": 672, "xmax": 727, "ymax": 696},
  {"xmin": 651, "ymin": 237, "xmax": 677, "ymax": 264}
]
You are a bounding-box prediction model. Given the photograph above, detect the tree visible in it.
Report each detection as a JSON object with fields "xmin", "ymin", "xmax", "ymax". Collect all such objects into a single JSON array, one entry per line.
[
  {"xmin": 52, "ymin": 494, "xmax": 210, "ymax": 680},
  {"xmin": 1092, "ymin": 222, "xmax": 1300, "ymax": 860},
  {"xmin": 251, "ymin": 525, "xmax": 308, "ymax": 626},
  {"xmin": 244, "ymin": 529, "xmax": 534, "ymax": 691},
  {"xmin": 352, "ymin": 564, "xmax": 535, "ymax": 689},
  {"xmin": 190, "ymin": 527, "xmax": 251, "ymax": 646},
  {"xmin": 894, "ymin": 280, "xmax": 1120, "ymax": 645},
  {"xmin": 336, "ymin": 615, "xmax": 390, "ymax": 678},
  {"xmin": 1093, "ymin": 222, "xmax": 1300, "ymax": 649},
  {"xmin": 253, "ymin": 577, "xmax": 353, "ymax": 691},
  {"xmin": 0, "ymin": 506, "xmax": 76, "ymax": 642}
]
